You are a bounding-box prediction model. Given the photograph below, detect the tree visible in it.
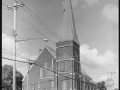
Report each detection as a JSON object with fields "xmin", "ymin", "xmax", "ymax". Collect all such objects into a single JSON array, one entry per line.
[
  {"xmin": 97, "ymin": 81, "xmax": 107, "ymax": 90},
  {"xmin": 2, "ymin": 64, "xmax": 23, "ymax": 90}
]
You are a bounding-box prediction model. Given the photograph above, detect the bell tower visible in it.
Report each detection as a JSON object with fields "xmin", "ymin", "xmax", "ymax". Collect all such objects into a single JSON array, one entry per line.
[{"xmin": 56, "ymin": 0, "xmax": 81, "ymax": 90}]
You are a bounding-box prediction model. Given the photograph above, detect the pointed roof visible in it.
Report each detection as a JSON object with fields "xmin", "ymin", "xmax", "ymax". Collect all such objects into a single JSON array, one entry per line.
[
  {"xmin": 59, "ymin": 0, "xmax": 80, "ymax": 45},
  {"xmin": 81, "ymin": 67, "xmax": 92, "ymax": 81}
]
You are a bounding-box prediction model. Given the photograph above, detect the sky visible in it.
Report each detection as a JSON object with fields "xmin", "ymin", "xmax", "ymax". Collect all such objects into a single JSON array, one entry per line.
[{"xmin": 2, "ymin": 0, "xmax": 118, "ymax": 89}]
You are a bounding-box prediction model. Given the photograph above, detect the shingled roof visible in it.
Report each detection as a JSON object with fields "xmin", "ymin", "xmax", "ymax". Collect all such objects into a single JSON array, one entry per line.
[{"xmin": 58, "ymin": 0, "xmax": 80, "ymax": 45}]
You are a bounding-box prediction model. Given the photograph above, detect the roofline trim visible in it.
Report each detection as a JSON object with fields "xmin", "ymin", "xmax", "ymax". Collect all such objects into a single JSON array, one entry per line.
[{"xmin": 45, "ymin": 46, "xmax": 56, "ymax": 59}]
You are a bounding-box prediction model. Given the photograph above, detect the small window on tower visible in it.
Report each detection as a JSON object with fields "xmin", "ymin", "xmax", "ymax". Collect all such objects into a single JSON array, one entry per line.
[
  {"xmin": 65, "ymin": 60, "xmax": 70, "ymax": 72},
  {"xmin": 58, "ymin": 61, "xmax": 65, "ymax": 72}
]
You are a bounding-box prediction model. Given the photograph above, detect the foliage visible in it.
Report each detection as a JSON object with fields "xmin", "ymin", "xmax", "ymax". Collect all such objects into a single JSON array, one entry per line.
[
  {"xmin": 2, "ymin": 64, "xmax": 24, "ymax": 90},
  {"xmin": 96, "ymin": 81, "xmax": 107, "ymax": 90}
]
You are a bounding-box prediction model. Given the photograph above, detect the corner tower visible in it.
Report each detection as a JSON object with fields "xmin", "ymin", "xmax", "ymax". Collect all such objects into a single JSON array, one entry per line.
[{"xmin": 56, "ymin": 0, "xmax": 81, "ymax": 90}]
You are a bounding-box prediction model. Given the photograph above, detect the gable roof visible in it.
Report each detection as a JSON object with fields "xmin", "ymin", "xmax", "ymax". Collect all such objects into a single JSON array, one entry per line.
[
  {"xmin": 45, "ymin": 45, "xmax": 56, "ymax": 58},
  {"xmin": 22, "ymin": 45, "xmax": 56, "ymax": 81}
]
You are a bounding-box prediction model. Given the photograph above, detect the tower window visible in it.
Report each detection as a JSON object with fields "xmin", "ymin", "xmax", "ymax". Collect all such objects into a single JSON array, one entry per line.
[
  {"xmin": 65, "ymin": 60, "xmax": 70, "ymax": 72},
  {"xmin": 62, "ymin": 80, "xmax": 67, "ymax": 90},
  {"xmin": 58, "ymin": 61, "xmax": 65, "ymax": 72}
]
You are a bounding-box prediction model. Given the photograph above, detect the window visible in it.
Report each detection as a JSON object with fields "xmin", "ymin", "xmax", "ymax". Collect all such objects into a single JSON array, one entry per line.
[
  {"xmin": 58, "ymin": 61, "xmax": 65, "ymax": 72},
  {"xmin": 62, "ymin": 81, "xmax": 67, "ymax": 90},
  {"xmin": 65, "ymin": 60, "xmax": 70, "ymax": 72},
  {"xmin": 38, "ymin": 82, "xmax": 40, "ymax": 89},
  {"xmin": 40, "ymin": 67, "xmax": 43, "ymax": 78},
  {"xmin": 44, "ymin": 62, "xmax": 47, "ymax": 77},
  {"xmin": 49, "ymin": 66, "xmax": 52, "ymax": 77},
  {"xmin": 47, "ymin": 66, "xmax": 52, "ymax": 77}
]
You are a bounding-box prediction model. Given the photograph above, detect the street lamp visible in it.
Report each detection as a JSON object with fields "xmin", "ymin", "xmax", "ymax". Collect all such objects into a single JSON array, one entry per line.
[
  {"xmin": 16, "ymin": 37, "xmax": 48, "ymax": 90},
  {"xmin": 16, "ymin": 38, "xmax": 49, "ymax": 42}
]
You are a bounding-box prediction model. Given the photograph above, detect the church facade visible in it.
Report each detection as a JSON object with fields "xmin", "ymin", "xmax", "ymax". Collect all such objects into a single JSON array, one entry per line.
[{"xmin": 22, "ymin": 0, "xmax": 97, "ymax": 90}]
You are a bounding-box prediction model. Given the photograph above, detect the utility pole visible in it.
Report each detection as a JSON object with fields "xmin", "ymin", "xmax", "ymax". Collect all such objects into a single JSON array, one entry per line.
[
  {"xmin": 7, "ymin": 1, "xmax": 24, "ymax": 90},
  {"xmin": 27, "ymin": 60, "xmax": 30, "ymax": 90}
]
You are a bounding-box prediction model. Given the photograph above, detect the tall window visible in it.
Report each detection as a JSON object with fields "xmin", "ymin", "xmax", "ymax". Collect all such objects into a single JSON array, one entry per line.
[
  {"xmin": 47, "ymin": 66, "xmax": 52, "ymax": 77},
  {"xmin": 58, "ymin": 61, "xmax": 65, "ymax": 72},
  {"xmin": 38, "ymin": 82, "xmax": 40, "ymax": 89},
  {"xmin": 49, "ymin": 66, "xmax": 52, "ymax": 77},
  {"xmin": 65, "ymin": 60, "xmax": 70, "ymax": 72},
  {"xmin": 62, "ymin": 80, "xmax": 67, "ymax": 90},
  {"xmin": 40, "ymin": 67, "xmax": 43, "ymax": 78},
  {"xmin": 44, "ymin": 62, "xmax": 47, "ymax": 77}
]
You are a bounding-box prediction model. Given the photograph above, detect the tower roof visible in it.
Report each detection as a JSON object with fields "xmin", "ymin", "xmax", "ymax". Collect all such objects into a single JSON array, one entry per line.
[{"xmin": 59, "ymin": 0, "xmax": 80, "ymax": 45}]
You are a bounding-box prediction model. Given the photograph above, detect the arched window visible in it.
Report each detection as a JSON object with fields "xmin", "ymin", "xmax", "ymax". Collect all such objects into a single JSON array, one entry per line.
[
  {"xmin": 40, "ymin": 67, "xmax": 43, "ymax": 78},
  {"xmin": 62, "ymin": 80, "xmax": 67, "ymax": 90}
]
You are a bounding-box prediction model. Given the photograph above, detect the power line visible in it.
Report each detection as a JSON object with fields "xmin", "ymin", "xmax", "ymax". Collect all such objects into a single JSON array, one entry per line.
[
  {"xmin": 15, "ymin": 10, "xmax": 56, "ymax": 45},
  {"xmin": 2, "ymin": 28, "xmax": 110, "ymax": 73},
  {"xmin": 2, "ymin": 46, "xmax": 109, "ymax": 73},
  {"xmin": 2, "ymin": 2, "xmax": 56, "ymax": 45},
  {"xmin": 2, "ymin": 49, "xmax": 108, "ymax": 73},
  {"xmin": 17, "ymin": 0, "xmax": 64, "ymax": 41},
  {"xmin": 2, "ymin": 11, "xmax": 13, "ymax": 24},
  {"xmin": 80, "ymin": 54, "xmax": 111, "ymax": 72},
  {"xmin": 2, "ymin": 33, "xmax": 12, "ymax": 39},
  {"xmin": 17, "ymin": 35, "xmax": 40, "ymax": 49},
  {"xmin": 2, "ymin": 48, "xmax": 30, "ymax": 61},
  {"xmin": 2, "ymin": 26, "xmax": 40, "ymax": 49},
  {"xmin": 2, "ymin": 32, "xmax": 110, "ymax": 73},
  {"xmin": 2, "ymin": 57, "xmax": 79, "ymax": 80},
  {"xmin": 2, "ymin": 2, "xmax": 8, "ymax": 6},
  {"xmin": 2, "ymin": 51, "xmax": 29, "ymax": 61},
  {"xmin": 2, "ymin": 1, "xmax": 111, "ymax": 76},
  {"xmin": 16, "ymin": 1, "xmax": 111, "ymax": 73},
  {"xmin": 80, "ymin": 59, "xmax": 107, "ymax": 73},
  {"xmin": 21, "ymin": 6, "xmax": 62, "ymax": 41}
]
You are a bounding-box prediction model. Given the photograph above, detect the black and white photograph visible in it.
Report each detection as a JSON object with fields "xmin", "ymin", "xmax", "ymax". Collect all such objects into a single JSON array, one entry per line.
[{"xmin": 2, "ymin": 0, "xmax": 118, "ymax": 90}]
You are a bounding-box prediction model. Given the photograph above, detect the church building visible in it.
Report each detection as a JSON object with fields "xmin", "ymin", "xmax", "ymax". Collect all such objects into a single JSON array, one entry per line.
[{"xmin": 22, "ymin": 0, "xmax": 97, "ymax": 90}]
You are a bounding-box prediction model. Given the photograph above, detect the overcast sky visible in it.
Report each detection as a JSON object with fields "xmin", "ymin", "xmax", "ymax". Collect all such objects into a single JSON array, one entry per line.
[{"xmin": 2, "ymin": 0, "xmax": 118, "ymax": 88}]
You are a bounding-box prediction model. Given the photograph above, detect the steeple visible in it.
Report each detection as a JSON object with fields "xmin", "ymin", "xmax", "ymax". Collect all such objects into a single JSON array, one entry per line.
[{"xmin": 59, "ymin": 0, "xmax": 80, "ymax": 45}]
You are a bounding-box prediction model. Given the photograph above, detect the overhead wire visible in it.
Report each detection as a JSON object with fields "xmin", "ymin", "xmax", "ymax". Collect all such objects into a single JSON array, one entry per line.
[
  {"xmin": 2, "ymin": 1, "xmax": 111, "ymax": 77},
  {"xmin": 2, "ymin": 11, "xmax": 13, "ymax": 24},
  {"xmin": 2, "ymin": 57, "xmax": 79, "ymax": 80},
  {"xmin": 17, "ymin": 0, "xmax": 64, "ymax": 41},
  {"xmin": 2, "ymin": 44, "xmax": 110, "ymax": 73},
  {"xmin": 2, "ymin": 33, "xmax": 12, "ymax": 39},
  {"xmin": 16, "ymin": 13, "xmax": 56, "ymax": 45},
  {"xmin": 15, "ymin": 0, "xmax": 111, "ymax": 73},
  {"xmin": 80, "ymin": 54, "xmax": 111, "ymax": 72},
  {"xmin": 2, "ymin": 26, "xmax": 40, "ymax": 49},
  {"xmin": 2, "ymin": 27, "xmax": 110, "ymax": 71},
  {"xmin": 2, "ymin": 2, "xmax": 56, "ymax": 45}
]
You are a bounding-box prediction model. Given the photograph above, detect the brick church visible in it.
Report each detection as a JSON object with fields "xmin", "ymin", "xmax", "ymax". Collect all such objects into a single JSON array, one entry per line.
[{"xmin": 22, "ymin": 0, "xmax": 97, "ymax": 90}]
